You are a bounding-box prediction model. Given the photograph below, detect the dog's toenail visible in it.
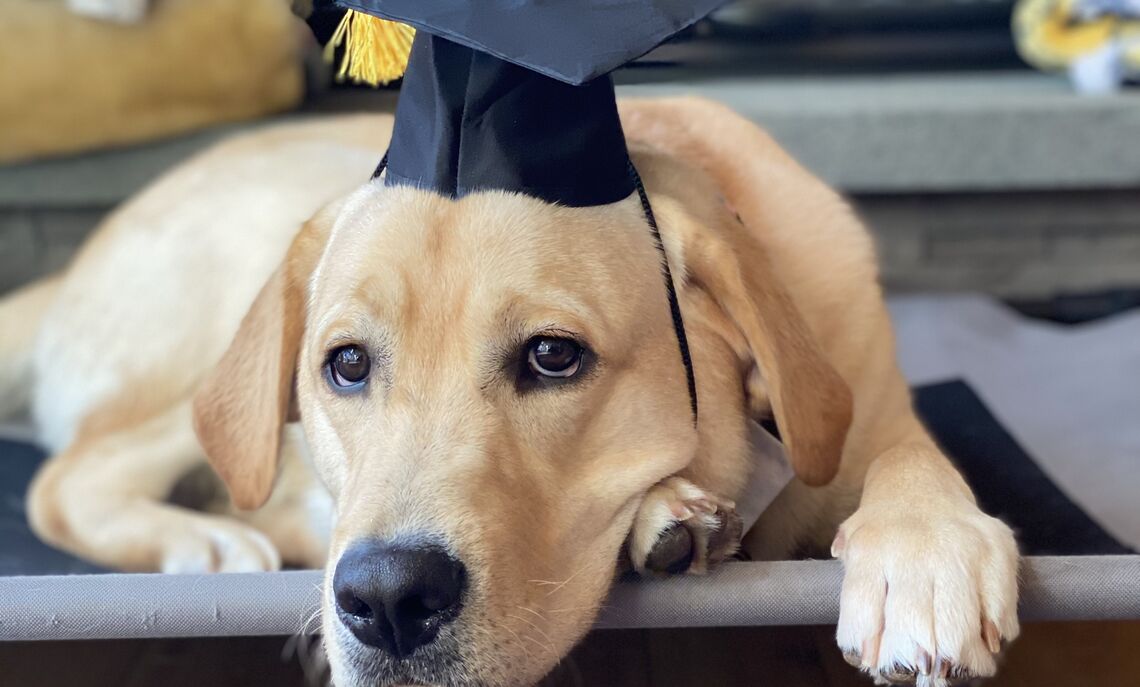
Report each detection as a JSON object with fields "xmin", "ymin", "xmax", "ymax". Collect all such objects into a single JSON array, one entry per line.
[
  {"xmin": 842, "ymin": 650, "xmax": 861, "ymax": 668},
  {"xmin": 982, "ymin": 618, "xmax": 1002, "ymax": 654},
  {"xmin": 861, "ymin": 636, "xmax": 880, "ymax": 668},
  {"xmin": 917, "ymin": 649, "xmax": 932, "ymax": 675},
  {"xmin": 670, "ymin": 503, "xmax": 694, "ymax": 520},
  {"xmin": 937, "ymin": 658, "xmax": 952, "ymax": 678},
  {"xmin": 691, "ymin": 500, "xmax": 716, "ymax": 514},
  {"xmin": 831, "ymin": 530, "xmax": 846, "ymax": 558}
]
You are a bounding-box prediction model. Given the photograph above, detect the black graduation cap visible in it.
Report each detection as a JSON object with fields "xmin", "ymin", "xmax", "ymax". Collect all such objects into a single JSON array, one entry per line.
[
  {"xmin": 324, "ymin": 0, "xmax": 728, "ymax": 418},
  {"xmin": 337, "ymin": 0, "xmax": 722, "ymax": 85},
  {"xmin": 336, "ymin": 0, "xmax": 724, "ymax": 207},
  {"xmin": 384, "ymin": 33, "xmax": 634, "ymax": 207}
]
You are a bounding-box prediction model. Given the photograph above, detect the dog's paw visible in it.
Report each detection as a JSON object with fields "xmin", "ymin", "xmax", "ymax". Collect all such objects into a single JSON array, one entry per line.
[
  {"xmin": 160, "ymin": 516, "xmax": 282, "ymax": 574},
  {"xmin": 627, "ymin": 477, "xmax": 742, "ymax": 575},
  {"xmin": 833, "ymin": 502, "xmax": 1020, "ymax": 686}
]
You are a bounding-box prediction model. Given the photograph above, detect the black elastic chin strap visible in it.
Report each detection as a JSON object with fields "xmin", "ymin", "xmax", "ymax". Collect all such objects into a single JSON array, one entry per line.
[
  {"xmin": 371, "ymin": 152, "xmax": 390, "ymax": 180},
  {"xmin": 371, "ymin": 154, "xmax": 698, "ymax": 424},
  {"xmin": 628, "ymin": 161, "xmax": 699, "ymax": 424}
]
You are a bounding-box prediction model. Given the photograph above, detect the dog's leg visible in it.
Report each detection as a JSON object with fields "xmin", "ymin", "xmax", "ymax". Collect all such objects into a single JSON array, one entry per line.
[
  {"xmin": 27, "ymin": 399, "xmax": 281, "ymax": 573},
  {"xmin": 832, "ymin": 440, "xmax": 1020, "ymax": 686},
  {"xmin": 0, "ymin": 276, "xmax": 61, "ymax": 419},
  {"xmin": 626, "ymin": 476, "xmax": 743, "ymax": 575}
]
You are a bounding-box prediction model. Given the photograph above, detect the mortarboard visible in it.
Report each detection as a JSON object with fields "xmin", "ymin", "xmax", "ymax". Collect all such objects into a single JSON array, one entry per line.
[{"xmin": 310, "ymin": 1, "xmax": 729, "ymax": 420}]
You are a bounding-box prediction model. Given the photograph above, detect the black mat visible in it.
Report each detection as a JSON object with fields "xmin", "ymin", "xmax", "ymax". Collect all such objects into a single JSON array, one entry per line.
[
  {"xmin": 915, "ymin": 380, "xmax": 1133, "ymax": 556},
  {"xmin": 0, "ymin": 438, "xmax": 105, "ymax": 576},
  {"xmin": 0, "ymin": 379, "xmax": 1130, "ymax": 576}
]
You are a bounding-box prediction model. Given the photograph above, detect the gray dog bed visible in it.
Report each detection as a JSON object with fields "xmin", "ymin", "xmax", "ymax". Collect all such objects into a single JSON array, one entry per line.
[{"xmin": 1, "ymin": 557, "xmax": 1138, "ymax": 641}]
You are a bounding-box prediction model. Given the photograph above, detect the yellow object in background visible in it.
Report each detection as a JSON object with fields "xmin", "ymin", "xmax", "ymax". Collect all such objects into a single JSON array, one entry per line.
[
  {"xmin": 0, "ymin": 0, "xmax": 305, "ymax": 164},
  {"xmin": 325, "ymin": 9, "xmax": 415, "ymax": 86},
  {"xmin": 1013, "ymin": 0, "xmax": 1140, "ymax": 91}
]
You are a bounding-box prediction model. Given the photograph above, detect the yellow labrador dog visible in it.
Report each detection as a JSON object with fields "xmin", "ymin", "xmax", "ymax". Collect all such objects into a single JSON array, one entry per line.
[{"xmin": 0, "ymin": 99, "xmax": 1019, "ymax": 686}]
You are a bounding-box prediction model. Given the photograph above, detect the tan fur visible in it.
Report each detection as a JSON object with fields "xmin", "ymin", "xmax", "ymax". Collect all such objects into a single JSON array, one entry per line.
[
  {"xmin": 0, "ymin": 276, "xmax": 61, "ymax": 419},
  {"xmin": 3, "ymin": 102, "xmax": 1019, "ymax": 686}
]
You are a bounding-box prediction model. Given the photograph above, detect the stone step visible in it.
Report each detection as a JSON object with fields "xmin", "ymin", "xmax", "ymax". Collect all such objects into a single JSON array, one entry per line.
[
  {"xmin": 2, "ymin": 72, "xmax": 1138, "ymax": 296},
  {"xmin": 4, "ymin": 71, "xmax": 1139, "ymax": 206},
  {"xmin": 623, "ymin": 71, "xmax": 1140, "ymax": 193}
]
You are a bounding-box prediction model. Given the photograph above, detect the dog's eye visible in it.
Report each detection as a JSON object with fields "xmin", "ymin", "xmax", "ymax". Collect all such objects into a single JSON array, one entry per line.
[
  {"xmin": 527, "ymin": 337, "xmax": 583, "ymax": 378},
  {"xmin": 329, "ymin": 345, "xmax": 370, "ymax": 388}
]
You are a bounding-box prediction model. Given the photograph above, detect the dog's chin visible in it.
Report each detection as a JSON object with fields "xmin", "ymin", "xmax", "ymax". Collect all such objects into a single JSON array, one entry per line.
[
  {"xmin": 325, "ymin": 618, "xmax": 561, "ymax": 687},
  {"xmin": 327, "ymin": 624, "xmax": 466, "ymax": 687}
]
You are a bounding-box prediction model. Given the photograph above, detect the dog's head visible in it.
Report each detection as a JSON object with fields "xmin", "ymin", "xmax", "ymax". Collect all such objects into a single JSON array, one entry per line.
[{"xmin": 193, "ymin": 101, "xmax": 851, "ymax": 686}]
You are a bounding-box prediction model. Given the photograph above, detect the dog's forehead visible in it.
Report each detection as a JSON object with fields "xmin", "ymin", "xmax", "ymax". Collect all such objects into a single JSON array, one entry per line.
[{"xmin": 312, "ymin": 184, "xmax": 663, "ymax": 319}]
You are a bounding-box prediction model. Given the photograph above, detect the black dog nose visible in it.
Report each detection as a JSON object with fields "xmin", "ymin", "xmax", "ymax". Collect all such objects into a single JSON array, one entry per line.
[{"xmin": 333, "ymin": 539, "xmax": 467, "ymax": 658}]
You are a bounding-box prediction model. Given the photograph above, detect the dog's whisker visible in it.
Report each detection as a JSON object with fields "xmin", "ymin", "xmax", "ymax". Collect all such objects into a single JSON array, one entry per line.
[
  {"xmin": 291, "ymin": 609, "xmax": 322, "ymax": 647},
  {"xmin": 546, "ymin": 605, "xmax": 609, "ymax": 614},
  {"xmin": 515, "ymin": 604, "xmax": 547, "ymax": 621},
  {"xmin": 293, "ymin": 582, "xmax": 327, "ymax": 638},
  {"xmin": 283, "ymin": 610, "xmax": 320, "ymax": 662},
  {"xmin": 540, "ymin": 568, "xmax": 584, "ymax": 597},
  {"xmin": 506, "ymin": 612, "xmax": 554, "ymax": 646},
  {"xmin": 302, "ymin": 607, "xmax": 323, "ymax": 633},
  {"xmin": 499, "ymin": 624, "xmax": 533, "ymax": 663},
  {"xmin": 520, "ymin": 631, "xmax": 556, "ymax": 656},
  {"xmin": 528, "ymin": 564, "xmax": 584, "ymax": 589},
  {"xmin": 281, "ymin": 626, "xmax": 330, "ymax": 687},
  {"xmin": 283, "ymin": 587, "xmax": 330, "ymax": 687},
  {"xmin": 505, "ymin": 612, "xmax": 558, "ymax": 657}
]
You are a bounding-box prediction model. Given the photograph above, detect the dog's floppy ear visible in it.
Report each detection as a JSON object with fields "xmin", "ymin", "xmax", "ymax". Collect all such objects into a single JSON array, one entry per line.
[
  {"xmin": 624, "ymin": 97, "xmax": 853, "ymax": 486},
  {"xmin": 684, "ymin": 225, "xmax": 852, "ymax": 486},
  {"xmin": 192, "ymin": 204, "xmax": 336, "ymax": 509}
]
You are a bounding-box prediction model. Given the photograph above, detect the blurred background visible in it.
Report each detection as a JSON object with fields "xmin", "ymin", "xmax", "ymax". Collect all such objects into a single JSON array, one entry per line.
[
  {"xmin": 1, "ymin": 0, "xmax": 1138, "ymax": 685},
  {"xmin": 3, "ymin": 0, "xmax": 1139, "ymax": 305}
]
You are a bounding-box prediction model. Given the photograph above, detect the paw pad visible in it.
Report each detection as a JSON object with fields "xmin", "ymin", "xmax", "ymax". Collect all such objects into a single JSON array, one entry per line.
[{"xmin": 627, "ymin": 478, "xmax": 743, "ymax": 576}]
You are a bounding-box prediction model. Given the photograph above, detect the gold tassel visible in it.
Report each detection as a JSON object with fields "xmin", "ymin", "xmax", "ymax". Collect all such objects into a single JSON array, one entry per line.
[{"xmin": 324, "ymin": 9, "xmax": 415, "ymax": 86}]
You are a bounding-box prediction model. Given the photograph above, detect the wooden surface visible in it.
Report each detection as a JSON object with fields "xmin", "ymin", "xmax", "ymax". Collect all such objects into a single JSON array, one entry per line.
[{"xmin": 2, "ymin": 621, "xmax": 1137, "ymax": 686}]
